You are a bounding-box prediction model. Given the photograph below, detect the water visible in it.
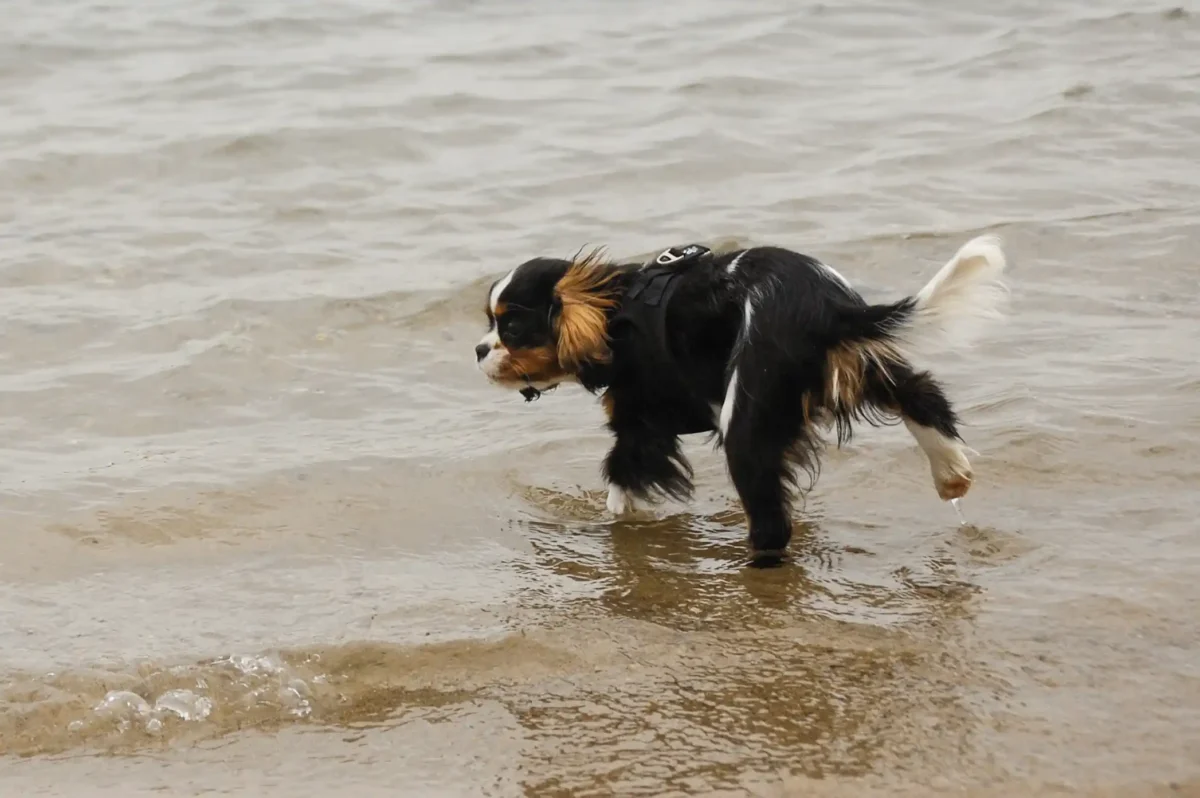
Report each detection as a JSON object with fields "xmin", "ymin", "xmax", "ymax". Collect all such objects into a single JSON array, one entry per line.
[
  {"xmin": 2, "ymin": 0, "xmax": 1199, "ymax": 795},
  {"xmin": 950, "ymin": 497, "xmax": 967, "ymax": 525}
]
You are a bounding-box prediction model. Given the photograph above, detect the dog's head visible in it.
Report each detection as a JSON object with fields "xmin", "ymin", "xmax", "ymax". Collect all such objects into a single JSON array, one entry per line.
[{"xmin": 475, "ymin": 249, "xmax": 618, "ymax": 396}]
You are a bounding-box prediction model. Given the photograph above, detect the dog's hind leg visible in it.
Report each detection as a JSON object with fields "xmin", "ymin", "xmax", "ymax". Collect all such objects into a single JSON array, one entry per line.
[
  {"xmin": 720, "ymin": 353, "xmax": 820, "ymax": 566},
  {"xmin": 866, "ymin": 363, "xmax": 973, "ymax": 501}
]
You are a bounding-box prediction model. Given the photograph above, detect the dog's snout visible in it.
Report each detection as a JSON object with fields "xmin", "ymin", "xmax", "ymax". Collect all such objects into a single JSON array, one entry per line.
[{"xmin": 474, "ymin": 343, "xmax": 491, "ymax": 362}]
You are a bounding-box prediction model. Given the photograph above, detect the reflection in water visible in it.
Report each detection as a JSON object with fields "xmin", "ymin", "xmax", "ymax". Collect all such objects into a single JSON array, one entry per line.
[
  {"xmin": 519, "ymin": 484, "xmax": 980, "ymax": 630},
  {"xmin": 523, "ymin": 511, "xmax": 829, "ymax": 631},
  {"xmin": 500, "ymin": 486, "xmax": 983, "ymax": 794}
]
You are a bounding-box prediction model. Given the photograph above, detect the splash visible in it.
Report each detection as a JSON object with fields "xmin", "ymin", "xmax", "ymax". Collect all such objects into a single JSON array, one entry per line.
[{"xmin": 80, "ymin": 687, "xmax": 216, "ymax": 738}]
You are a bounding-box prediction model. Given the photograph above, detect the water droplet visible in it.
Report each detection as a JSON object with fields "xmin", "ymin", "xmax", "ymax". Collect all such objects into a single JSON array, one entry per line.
[
  {"xmin": 146, "ymin": 717, "xmax": 164, "ymax": 735},
  {"xmin": 950, "ymin": 497, "xmax": 967, "ymax": 525},
  {"xmin": 67, "ymin": 720, "xmax": 85, "ymax": 733}
]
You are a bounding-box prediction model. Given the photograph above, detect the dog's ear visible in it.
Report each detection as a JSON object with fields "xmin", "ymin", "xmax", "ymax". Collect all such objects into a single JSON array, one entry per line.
[{"xmin": 554, "ymin": 249, "xmax": 617, "ymax": 371}]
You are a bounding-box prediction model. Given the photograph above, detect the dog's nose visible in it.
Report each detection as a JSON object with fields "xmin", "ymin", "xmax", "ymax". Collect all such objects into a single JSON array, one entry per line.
[{"xmin": 475, "ymin": 343, "xmax": 491, "ymax": 362}]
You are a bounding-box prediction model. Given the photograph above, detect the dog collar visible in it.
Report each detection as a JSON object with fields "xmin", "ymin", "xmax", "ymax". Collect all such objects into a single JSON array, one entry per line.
[{"xmin": 520, "ymin": 382, "xmax": 558, "ymax": 402}]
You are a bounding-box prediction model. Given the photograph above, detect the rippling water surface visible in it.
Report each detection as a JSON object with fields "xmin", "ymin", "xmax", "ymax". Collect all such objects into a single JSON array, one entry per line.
[{"xmin": 2, "ymin": 0, "xmax": 1200, "ymax": 795}]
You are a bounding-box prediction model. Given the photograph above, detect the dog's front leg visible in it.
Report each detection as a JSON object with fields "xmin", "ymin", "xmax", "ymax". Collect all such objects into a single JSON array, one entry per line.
[
  {"xmin": 605, "ymin": 481, "xmax": 639, "ymax": 516},
  {"xmin": 600, "ymin": 422, "xmax": 693, "ymax": 517}
]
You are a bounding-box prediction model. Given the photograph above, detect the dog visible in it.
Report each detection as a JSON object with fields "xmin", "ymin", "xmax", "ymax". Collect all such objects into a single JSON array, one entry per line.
[{"xmin": 475, "ymin": 235, "xmax": 1008, "ymax": 565}]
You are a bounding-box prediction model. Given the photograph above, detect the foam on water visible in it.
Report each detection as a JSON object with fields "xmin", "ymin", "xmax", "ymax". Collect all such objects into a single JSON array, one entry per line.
[
  {"xmin": 0, "ymin": 634, "xmax": 576, "ymax": 757},
  {"xmin": 3, "ymin": 648, "xmax": 327, "ymax": 755}
]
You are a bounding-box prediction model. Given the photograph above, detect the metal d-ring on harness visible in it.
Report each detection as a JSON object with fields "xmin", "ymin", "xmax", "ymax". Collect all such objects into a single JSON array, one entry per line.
[{"xmin": 623, "ymin": 244, "xmax": 712, "ymax": 348}]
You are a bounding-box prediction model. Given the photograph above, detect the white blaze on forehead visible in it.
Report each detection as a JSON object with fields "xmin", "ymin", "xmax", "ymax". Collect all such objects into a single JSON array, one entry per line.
[
  {"xmin": 489, "ymin": 269, "xmax": 515, "ymax": 314},
  {"xmin": 479, "ymin": 270, "xmax": 514, "ymax": 380}
]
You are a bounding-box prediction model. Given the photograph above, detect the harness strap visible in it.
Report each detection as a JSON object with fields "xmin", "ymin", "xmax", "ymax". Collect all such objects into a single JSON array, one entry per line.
[{"xmin": 610, "ymin": 244, "xmax": 716, "ymax": 433}]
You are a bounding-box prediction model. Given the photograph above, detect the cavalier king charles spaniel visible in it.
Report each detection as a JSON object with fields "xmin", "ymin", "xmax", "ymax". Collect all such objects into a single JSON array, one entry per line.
[{"xmin": 476, "ymin": 235, "xmax": 1008, "ymax": 566}]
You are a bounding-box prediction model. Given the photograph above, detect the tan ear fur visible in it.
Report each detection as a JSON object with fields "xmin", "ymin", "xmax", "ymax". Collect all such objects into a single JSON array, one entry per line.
[{"xmin": 554, "ymin": 248, "xmax": 618, "ymax": 371}]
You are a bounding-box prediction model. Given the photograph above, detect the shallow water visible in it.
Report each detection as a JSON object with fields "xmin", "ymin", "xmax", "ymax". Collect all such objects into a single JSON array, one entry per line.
[{"xmin": 2, "ymin": 0, "xmax": 1199, "ymax": 795}]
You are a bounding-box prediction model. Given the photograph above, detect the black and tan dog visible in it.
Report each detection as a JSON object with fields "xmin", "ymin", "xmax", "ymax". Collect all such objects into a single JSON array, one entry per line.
[{"xmin": 475, "ymin": 235, "xmax": 1008, "ymax": 565}]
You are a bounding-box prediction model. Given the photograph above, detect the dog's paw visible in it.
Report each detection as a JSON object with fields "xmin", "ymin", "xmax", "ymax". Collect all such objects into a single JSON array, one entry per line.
[
  {"xmin": 932, "ymin": 456, "xmax": 973, "ymax": 501},
  {"xmin": 936, "ymin": 471, "xmax": 973, "ymax": 501},
  {"xmin": 605, "ymin": 484, "xmax": 636, "ymax": 516}
]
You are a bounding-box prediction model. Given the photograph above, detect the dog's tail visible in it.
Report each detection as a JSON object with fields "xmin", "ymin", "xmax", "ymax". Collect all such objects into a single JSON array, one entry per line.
[
  {"xmin": 839, "ymin": 234, "xmax": 1008, "ymax": 358},
  {"xmin": 820, "ymin": 235, "xmax": 1009, "ymax": 423},
  {"xmin": 883, "ymin": 234, "xmax": 1009, "ymax": 358}
]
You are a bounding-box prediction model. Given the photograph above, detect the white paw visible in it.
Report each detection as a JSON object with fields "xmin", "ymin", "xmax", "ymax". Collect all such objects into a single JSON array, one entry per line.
[
  {"xmin": 903, "ymin": 419, "xmax": 975, "ymax": 502},
  {"xmin": 606, "ymin": 484, "xmax": 636, "ymax": 516},
  {"xmin": 932, "ymin": 458, "xmax": 973, "ymax": 501},
  {"xmin": 930, "ymin": 446, "xmax": 973, "ymax": 501}
]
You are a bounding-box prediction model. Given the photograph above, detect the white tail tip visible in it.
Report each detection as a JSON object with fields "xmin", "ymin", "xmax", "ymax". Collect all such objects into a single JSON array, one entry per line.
[{"xmin": 899, "ymin": 234, "xmax": 1010, "ymax": 358}]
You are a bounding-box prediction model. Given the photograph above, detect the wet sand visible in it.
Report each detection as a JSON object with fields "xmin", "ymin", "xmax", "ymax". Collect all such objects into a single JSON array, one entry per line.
[{"xmin": 2, "ymin": 0, "xmax": 1199, "ymax": 795}]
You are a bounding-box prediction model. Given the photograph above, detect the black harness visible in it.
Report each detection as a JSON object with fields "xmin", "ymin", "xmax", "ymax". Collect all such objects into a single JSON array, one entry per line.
[{"xmin": 608, "ymin": 244, "xmax": 717, "ymax": 434}]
